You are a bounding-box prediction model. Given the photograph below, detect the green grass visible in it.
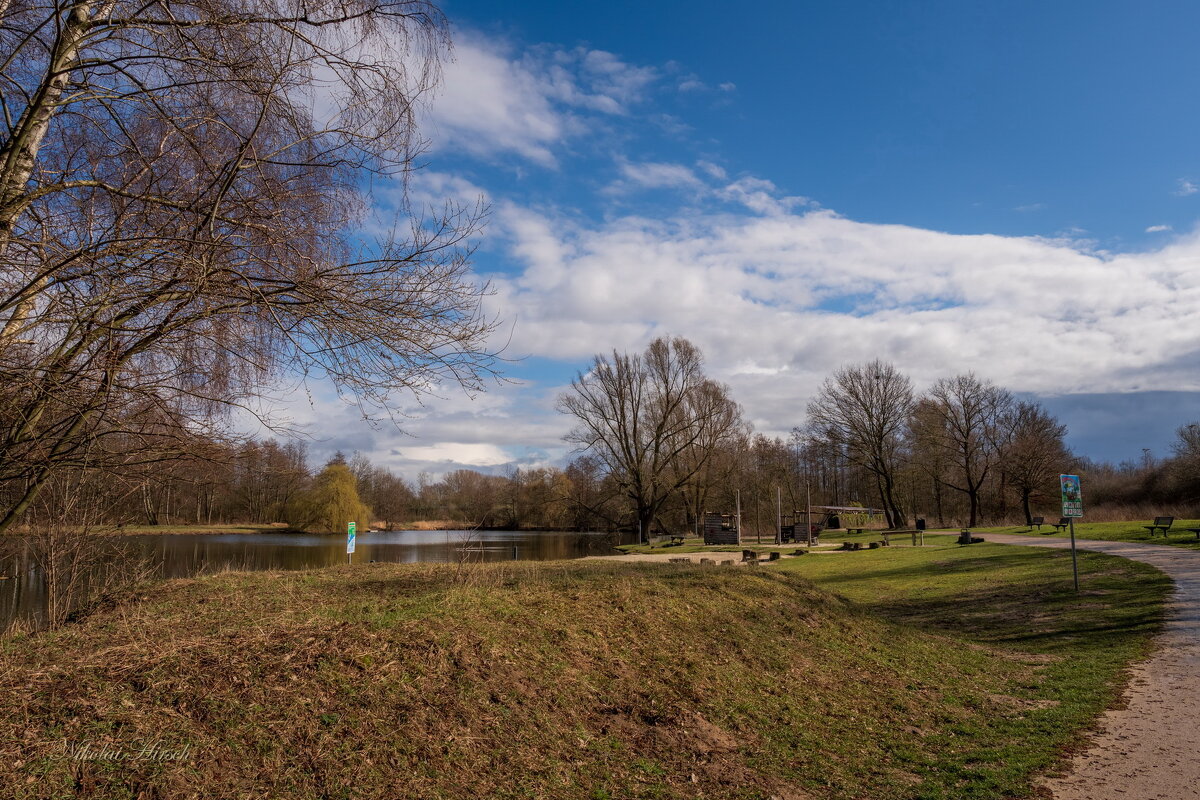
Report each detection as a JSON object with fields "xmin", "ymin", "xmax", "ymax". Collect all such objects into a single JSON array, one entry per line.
[
  {"xmin": 969, "ymin": 518, "xmax": 1200, "ymax": 549},
  {"xmin": 0, "ymin": 544, "xmax": 1170, "ymax": 799},
  {"xmin": 772, "ymin": 540, "xmax": 1171, "ymax": 796}
]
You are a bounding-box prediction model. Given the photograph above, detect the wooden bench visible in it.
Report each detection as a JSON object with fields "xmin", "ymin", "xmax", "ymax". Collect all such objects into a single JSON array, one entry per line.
[
  {"xmin": 1181, "ymin": 528, "xmax": 1200, "ymax": 541},
  {"xmin": 844, "ymin": 527, "xmax": 867, "ymax": 535},
  {"xmin": 1029, "ymin": 516, "xmax": 1045, "ymax": 530},
  {"xmin": 882, "ymin": 529, "xmax": 924, "ymax": 546},
  {"xmin": 668, "ymin": 535, "xmax": 685, "ymax": 546},
  {"xmin": 1144, "ymin": 516, "xmax": 1174, "ymax": 537},
  {"xmin": 1051, "ymin": 517, "xmax": 1071, "ymax": 533}
]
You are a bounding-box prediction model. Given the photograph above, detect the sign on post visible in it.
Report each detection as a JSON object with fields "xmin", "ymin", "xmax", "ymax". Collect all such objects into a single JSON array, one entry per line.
[
  {"xmin": 346, "ymin": 521, "xmax": 356, "ymax": 560},
  {"xmin": 1060, "ymin": 475, "xmax": 1083, "ymax": 518},
  {"xmin": 1059, "ymin": 475, "xmax": 1081, "ymax": 593}
]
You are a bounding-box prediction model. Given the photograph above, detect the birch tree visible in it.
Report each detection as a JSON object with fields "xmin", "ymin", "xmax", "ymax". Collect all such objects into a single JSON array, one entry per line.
[{"xmin": 0, "ymin": 1, "xmax": 497, "ymax": 530}]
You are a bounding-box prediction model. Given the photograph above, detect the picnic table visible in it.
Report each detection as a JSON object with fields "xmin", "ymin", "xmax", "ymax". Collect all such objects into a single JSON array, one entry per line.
[{"xmin": 881, "ymin": 529, "xmax": 924, "ymax": 546}]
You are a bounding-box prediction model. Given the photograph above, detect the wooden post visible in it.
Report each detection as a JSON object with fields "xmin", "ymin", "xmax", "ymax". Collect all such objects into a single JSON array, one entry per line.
[
  {"xmin": 805, "ymin": 481, "xmax": 812, "ymax": 547},
  {"xmin": 736, "ymin": 490, "xmax": 742, "ymax": 546},
  {"xmin": 775, "ymin": 486, "xmax": 782, "ymax": 545}
]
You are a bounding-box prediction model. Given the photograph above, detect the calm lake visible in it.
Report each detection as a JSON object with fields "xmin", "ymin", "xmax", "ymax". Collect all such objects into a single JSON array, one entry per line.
[{"xmin": 0, "ymin": 529, "xmax": 630, "ymax": 633}]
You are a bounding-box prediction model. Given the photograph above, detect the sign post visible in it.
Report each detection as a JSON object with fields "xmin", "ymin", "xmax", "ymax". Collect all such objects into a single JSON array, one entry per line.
[
  {"xmin": 346, "ymin": 521, "xmax": 356, "ymax": 565},
  {"xmin": 1059, "ymin": 475, "xmax": 1083, "ymax": 592}
]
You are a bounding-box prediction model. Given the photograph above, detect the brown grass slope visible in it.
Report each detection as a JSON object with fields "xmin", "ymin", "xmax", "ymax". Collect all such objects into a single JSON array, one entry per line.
[{"xmin": 0, "ymin": 560, "xmax": 1145, "ymax": 799}]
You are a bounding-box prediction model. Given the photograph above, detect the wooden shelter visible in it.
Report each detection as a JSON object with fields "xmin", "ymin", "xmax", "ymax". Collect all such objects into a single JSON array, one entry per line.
[{"xmin": 702, "ymin": 512, "xmax": 740, "ymax": 545}]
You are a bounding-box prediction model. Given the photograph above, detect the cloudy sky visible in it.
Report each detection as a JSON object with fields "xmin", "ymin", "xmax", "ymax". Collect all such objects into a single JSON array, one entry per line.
[{"xmin": 283, "ymin": 0, "xmax": 1200, "ymax": 477}]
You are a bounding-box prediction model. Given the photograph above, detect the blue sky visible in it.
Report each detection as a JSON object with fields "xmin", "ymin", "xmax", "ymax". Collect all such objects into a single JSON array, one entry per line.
[{"xmin": 282, "ymin": 0, "xmax": 1200, "ymax": 475}]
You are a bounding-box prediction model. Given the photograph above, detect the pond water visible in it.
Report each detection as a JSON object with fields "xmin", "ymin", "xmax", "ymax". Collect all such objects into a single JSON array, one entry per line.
[{"xmin": 0, "ymin": 529, "xmax": 630, "ymax": 633}]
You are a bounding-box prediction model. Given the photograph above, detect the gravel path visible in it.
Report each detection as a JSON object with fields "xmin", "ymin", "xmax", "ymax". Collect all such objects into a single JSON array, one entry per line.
[{"xmin": 981, "ymin": 532, "xmax": 1200, "ymax": 800}]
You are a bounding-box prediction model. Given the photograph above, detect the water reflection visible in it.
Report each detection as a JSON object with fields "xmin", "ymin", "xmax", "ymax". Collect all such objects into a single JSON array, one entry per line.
[{"xmin": 0, "ymin": 529, "xmax": 629, "ymax": 633}]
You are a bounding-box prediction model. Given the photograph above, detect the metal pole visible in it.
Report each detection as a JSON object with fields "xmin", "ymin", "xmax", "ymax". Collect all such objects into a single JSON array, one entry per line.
[{"xmin": 1069, "ymin": 518, "xmax": 1079, "ymax": 592}]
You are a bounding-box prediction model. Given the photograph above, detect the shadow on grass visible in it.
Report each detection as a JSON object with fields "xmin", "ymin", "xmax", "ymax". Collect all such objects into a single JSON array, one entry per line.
[{"xmin": 850, "ymin": 570, "xmax": 1169, "ymax": 655}]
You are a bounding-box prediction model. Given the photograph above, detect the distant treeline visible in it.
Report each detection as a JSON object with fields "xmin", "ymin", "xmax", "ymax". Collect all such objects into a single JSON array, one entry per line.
[{"xmin": 7, "ymin": 346, "xmax": 1200, "ymax": 534}]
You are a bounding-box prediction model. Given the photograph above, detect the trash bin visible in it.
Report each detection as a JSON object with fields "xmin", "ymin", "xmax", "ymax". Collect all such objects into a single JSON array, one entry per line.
[{"xmin": 916, "ymin": 518, "xmax": 926, "ymax": 531}]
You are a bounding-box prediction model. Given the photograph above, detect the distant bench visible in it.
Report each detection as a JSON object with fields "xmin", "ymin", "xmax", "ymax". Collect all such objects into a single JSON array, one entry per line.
[
  {"xmin": 1051, "ymin": 517, "xmax": 1071, "ymax": 533},
  {"xmin": 1144, "ymin": 516, "xmax": 1174, "ymax": 537},
  {"xmin": 1029, "ymin": 516, "xmax": 1045, "ymax": 530}
]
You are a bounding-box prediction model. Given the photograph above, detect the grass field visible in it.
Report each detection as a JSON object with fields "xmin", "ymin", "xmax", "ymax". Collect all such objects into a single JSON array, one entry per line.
[
  {"xmin": 0, "ymin": 541, "xmax": 1170, "ymax": 799},
  {"xmin": 970, "ymin": 518, "xmax": 1200, "ymax": 549}
]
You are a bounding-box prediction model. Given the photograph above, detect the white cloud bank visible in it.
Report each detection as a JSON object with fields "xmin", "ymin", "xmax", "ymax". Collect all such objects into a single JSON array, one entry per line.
[
  {"xmin": 304, "ymin": 198, "xmax": 1200, "ymax": 477},
  {"xmin": 484, "ymin": 193, "xmax": 1200, "ymax": 439}
]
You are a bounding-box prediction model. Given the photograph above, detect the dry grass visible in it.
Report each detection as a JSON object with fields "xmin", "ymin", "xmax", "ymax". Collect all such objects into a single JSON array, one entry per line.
[
  {"xmin": 390, "ymin": 519, "xmax": 474, "ymax": 531},
  {"xmin": 0, "ymin": 554, "xmax": 1168, "ymax": 800}
]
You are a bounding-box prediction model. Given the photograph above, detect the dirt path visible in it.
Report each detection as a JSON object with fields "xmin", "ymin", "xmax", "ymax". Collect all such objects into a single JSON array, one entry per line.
[{"xmin": 980, "ymin": 532, "xmax": 1200, "ymax": 800}]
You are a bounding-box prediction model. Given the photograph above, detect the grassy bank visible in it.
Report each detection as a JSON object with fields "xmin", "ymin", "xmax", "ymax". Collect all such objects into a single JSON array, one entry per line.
[
  {"xmin": 972, "ymin": 518, "xmax": 1200, "ymax": 549},
  {"xmin": 0, "ymin": 545, "xmax": 1169, "ymax": 799},
  {"xmin": 101, "ymin": 523, "xmax": 303, "ymax": 536}
]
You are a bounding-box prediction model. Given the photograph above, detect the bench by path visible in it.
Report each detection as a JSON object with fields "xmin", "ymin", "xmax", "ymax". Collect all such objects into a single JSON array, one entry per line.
[{"xmin": 982, "ymin": 532, "xmax": 1200, "ymax": 799}]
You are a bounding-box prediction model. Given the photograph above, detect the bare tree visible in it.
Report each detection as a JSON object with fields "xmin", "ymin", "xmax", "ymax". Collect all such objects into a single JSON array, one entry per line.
[
  {"xmin": 0, "ymin": 1, "xmax": 498, "ymax": 531},
  {"xmin": 558, "ymin": 336, "xmax": 744, "ymax": 542},
  {"xmin": 806, "ymin": 359, "xmax": 913, "ymax": 528},
  {"xmin": 918, "ymin": 374, "xmax": 1013, "ymax": 527},
  {"xmin": 1001, "ymin": 400, "xmax": 1069, "ymax": 524}
]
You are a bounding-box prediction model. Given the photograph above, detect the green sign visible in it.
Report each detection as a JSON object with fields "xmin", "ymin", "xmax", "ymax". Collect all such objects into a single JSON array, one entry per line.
[
  {"xmin": 347, "ymin": 521, "xmax": 357, "ymax": 554},
  {"xmin": 1060, "ymin": 475, "xmax": 1083, "ymax": 518}
]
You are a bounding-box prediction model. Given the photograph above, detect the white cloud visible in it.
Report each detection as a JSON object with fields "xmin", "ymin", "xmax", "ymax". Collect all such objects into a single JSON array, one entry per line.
[
  {"xmin": 1146, "ymin": 224, "xmax": 1173, "ymax": 233},
  {"xmin": 400, "ymin": 442, "xmax": 512, "ymax": 467},
  {"xmin": 609, "ymin": 159, "xmax": 706, "ymax": 192},
  {"xmin": 718, "ymin": 81, "xmax": 737, "ymax": 92},
  {"xmin": 718, "ymin": 176, "xmax": 812, "ymax": 215},
  {"xmin": 1175, "ymin": 179, "xmax": 1198, "ymax": 197},
  {"xmin": 424, "ymin": 36, "xmax": 656, "ymax": 166}
]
